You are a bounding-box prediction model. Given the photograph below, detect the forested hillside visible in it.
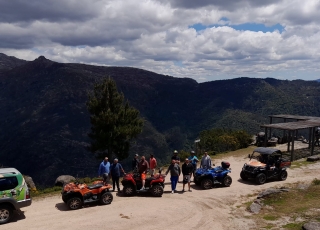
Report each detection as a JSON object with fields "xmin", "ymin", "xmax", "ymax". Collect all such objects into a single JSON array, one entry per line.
[{"xmin": 1, "ymin": 53, "xmax": 320, "ymax": 185}]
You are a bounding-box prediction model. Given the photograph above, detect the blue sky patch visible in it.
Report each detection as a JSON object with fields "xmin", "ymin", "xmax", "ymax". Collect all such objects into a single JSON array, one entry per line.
[{"xmin": 190, "ymin": 22, "xmax": 284, "ymax": 33}]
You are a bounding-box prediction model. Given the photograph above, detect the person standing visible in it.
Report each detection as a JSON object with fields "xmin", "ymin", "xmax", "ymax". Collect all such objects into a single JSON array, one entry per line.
[
  {"xmin": 149, "ymin": 154, "xmax": 157, "ymax": 177},
  {"xmin": 110, "ymin": 158, "xmax": 125, "ymax": 192},
  {"xmin": 188, "ymin": 151, "xmax": 199, "ymax": 177},
  {"xmin": 138, "ymin": 156, "xmax": 149, "ymax": 190},
  {"xmin": 165, "ymin": 160, "xmax": 181, "ymax": 194},
  {"xmin": 132, "ymin": 154, "xmax": 139, "ymax": 171},
  {"xmin": 182, "ymin": 158, "xmax": 193, "ymax": 192},
  {"xmin": 171, "ymin": 150, "xmax": 180, "ymax": 164},
  {"xmin": 200, "ymin": 151, "xmax": 212, "ymax": 169},
  {"xmin": 98, "ymin": 157, "xmax": 110, "ymax": 178}
]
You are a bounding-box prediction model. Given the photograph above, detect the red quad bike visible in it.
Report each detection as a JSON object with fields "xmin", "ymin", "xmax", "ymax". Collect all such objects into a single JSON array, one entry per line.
[
  {"xmin": 61, "ymin": 175, "xmax": 113, "ymax": 210},
  {"xmin": 121, "ymin": 168, "xmax": 165, "ymax": 197}
]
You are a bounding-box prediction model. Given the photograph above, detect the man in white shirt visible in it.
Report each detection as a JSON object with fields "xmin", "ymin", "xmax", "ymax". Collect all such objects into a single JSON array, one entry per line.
[{"xmin": 200, "ymin": 151, "xmax": 212, "ymax": 169}]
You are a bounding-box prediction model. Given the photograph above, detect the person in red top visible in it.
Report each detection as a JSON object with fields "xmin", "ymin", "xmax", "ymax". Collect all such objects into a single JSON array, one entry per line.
[
  {"xmin": 138, "ymin": 156, "xmax": 149, "ymax": 190},
  {"xmin": 149, "ymin": 154, "xmax": 157, "ymax": 177}
]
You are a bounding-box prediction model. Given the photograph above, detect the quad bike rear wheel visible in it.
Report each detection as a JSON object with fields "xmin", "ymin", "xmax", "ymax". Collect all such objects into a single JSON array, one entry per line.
[
  {"xmin": 255, "ymin": 173, "xmax": 267, "ymax": 185},
  {"xmin": 0, "ymin": 205, "xmax": 13, "ymax": 225},
  {"xmin": 150, "ymin": 185, "xmax": 163, "ymax": 197},
  {"xmin": 278, "ymin": 170, "xmax": 288, "ymax": 181},
  {"xmin": 201, "ymin": 178, "xmax": 213, "ymax": 190},
  {"xmin": 223, "ymin": 175, "xmax": 232, "ymax": 187},
  {"xmin": 67, "ymin": 197, "xmax": 83, "ymax": 210},
  {"xmin": 240, "ymin": 171, "xmax": 248, "ymax": 181},
  {"xmin": 100, "ymin": 192, "xmax": 113, "ymax": 205},
  {"xmin": 123, "ymin": 185, "xmax": 135, "ymax": 196}
]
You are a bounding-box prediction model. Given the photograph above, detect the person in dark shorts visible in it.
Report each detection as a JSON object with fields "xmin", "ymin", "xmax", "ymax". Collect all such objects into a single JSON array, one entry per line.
[{"xmin": 182, "ymin": 158, "xmax": 193, "ymax": 192}]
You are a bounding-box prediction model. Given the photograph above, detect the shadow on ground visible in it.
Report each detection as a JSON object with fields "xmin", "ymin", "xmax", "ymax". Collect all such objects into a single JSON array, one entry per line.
[{"xmin": 7, "ymin": 210, "xmax": 26, "ymax": 224}]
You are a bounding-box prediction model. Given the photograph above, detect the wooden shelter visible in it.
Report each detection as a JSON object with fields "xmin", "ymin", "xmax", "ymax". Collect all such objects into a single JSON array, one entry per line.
[{"xmin": 260, "ymin": 114, "xmax": 320, "ymax": 161}]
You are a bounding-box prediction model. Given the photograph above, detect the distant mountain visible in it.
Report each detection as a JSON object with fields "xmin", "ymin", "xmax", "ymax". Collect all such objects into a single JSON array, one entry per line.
[
  {"xmin": 0, "ymin": 53, "xmax": 27, "ymax": 72},
  {"xmin": 1, "ymin": 53, "xmax": 320, "ymax": 185}
]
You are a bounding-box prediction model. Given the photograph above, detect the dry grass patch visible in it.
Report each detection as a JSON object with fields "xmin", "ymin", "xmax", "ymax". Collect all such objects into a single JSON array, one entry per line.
[
  {"xmin": 290, "ymin": 160, "xmax": 316, "ymax": 169},
  {"xmin": 246, "ymin": 179, "xmax": 320, "ymax": 229},
  {"xmin": 210, "ymin": 145, "xmax": 255, "ymax": 160}
]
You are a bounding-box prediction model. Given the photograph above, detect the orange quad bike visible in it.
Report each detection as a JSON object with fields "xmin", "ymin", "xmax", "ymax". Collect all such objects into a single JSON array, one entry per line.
[{"xmin": 61, "ymin": 175, "xmax": 113, "ymax": 210}]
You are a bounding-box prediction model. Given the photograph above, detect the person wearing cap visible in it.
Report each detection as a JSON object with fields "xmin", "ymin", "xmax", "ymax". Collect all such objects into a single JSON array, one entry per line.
[
  {"xmin": 132, "ymin": 154, "xmax": 139, "ymax": 171},
  {"xmin": 98, "ymin": 157, "xmax": 110, "ymax": 178},
  {"xmin": 138, "ymin": 156, "xmax": 149, "ymax": 190},
  {"xmin": 182, "ymin": 158, "xmax": 193, "ymax": 192},
  {"xmin": 171, "ymin": 150, "xmax": 180, "ymax": 164},
  {"xmin": 188, "ymin": 151, "xmax": 199, "ymax": 177},
  {"xmin": 149, "ymin": 154, "xmax": 157, "ymax": 177},
  {"xmin": 200, "ymin": 151, "xmax": 212, "ymax": 169},
  {"xmin": 165, "ymin": 159, "xmax": 181, "ymax": 193},
  {"xmin": 110, "ymin": 158, "xmax": 125, "ymax": 192}
]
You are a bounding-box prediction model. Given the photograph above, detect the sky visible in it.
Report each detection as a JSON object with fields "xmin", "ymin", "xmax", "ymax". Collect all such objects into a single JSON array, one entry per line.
[{"xmin": 0, "ymin": 0, "xmax": 320, "ymax": 82}]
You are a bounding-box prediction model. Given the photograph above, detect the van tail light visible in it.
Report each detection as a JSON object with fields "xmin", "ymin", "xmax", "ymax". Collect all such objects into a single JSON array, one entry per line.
[{"xmin": 26, "ymin": 189, "xmax": 30, "ymax": 199}]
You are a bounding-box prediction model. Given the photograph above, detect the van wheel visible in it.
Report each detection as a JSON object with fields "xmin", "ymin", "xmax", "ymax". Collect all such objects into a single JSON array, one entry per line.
[
  {"xmin": 0, "ymin": 205, "xmax": 13, "ymax": 224},
  {"xmin": 255, "ymin": 173, "xmax": 267, "ymax": 185},
  {"xmin": 67, "ymin": 197, "xmax": 82, "ymax": 210}
]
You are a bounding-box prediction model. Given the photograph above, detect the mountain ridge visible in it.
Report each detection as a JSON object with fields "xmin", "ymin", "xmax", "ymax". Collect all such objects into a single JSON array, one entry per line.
[{"xmin": 1, "ymin": 53, "xmax": 320, "ymax": 185}]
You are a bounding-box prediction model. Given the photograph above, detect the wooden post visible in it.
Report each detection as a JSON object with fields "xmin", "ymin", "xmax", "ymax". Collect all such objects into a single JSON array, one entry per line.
[
  {"xmin": 311, "ymin": 127, "xmax": 315, "ymax": 156},
  {"xmin": 308, "ymin": 128, "xmax": 312, "ymax": 149},
  {"xmin": 269, "ymin": 117, "xmax": 273, "ymax": 139},
  {"xmin": 291, "ymin": 131, "xmax": 295, "ymax": 162},
  {"xmin": 264, "ymin": 127, "xmax": 268, "ymax": 147},
  {"xmin": 287, "ymin": 131, "xmax": 291, "ymax": 152}
]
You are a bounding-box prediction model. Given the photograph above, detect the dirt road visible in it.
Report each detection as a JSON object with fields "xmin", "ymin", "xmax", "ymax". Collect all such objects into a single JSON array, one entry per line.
[{"xmin": 5, "ymin": 150, "xmax": 320, "ymax": 230}]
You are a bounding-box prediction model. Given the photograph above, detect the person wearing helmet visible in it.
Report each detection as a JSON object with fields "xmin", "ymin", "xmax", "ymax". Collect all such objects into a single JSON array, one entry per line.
[
  {"xmin": 188, "ymin": 150, "xmax": 199, "ymax": 177},
  {"xmin": 171, "ymin": 150, "xmax": 180, "ymax": 164}
]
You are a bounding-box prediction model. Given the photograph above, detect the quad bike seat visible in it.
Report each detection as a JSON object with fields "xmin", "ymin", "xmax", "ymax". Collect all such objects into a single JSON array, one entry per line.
[
  {"xmin": 87, "ymin": 184, "xmax": 103, "ymax": 190},
  {"xmin": 146, "ymin": 177, "xmax": 155, "ymax": 182}
]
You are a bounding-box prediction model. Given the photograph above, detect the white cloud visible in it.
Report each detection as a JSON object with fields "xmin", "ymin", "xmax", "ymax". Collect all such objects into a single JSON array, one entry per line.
[{"xmin": 0, "ymin": 0, "xmax": 320, "ymax": 81}]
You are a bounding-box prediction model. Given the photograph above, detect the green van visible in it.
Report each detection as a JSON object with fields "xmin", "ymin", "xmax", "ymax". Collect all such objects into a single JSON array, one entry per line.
[{"xmin": 0, "ymin": 168, "xmax": 32, "ymax": 224}]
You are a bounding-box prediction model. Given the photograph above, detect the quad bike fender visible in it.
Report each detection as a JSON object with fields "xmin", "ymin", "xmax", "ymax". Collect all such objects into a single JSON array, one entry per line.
[
  {"xmin": 150, "ymin": 182, "xmax": 164, "ymax": 188},
  {"xmin": 63, "ymin": 191, "xmax": 83, "ymax": 201},
  {"xmin": 121, "ymin": 180, "xmax": 136, "ymax": 187},
  {"xmin": 150, "ymin": 178, "xmax": 164, "ymax": 185}
]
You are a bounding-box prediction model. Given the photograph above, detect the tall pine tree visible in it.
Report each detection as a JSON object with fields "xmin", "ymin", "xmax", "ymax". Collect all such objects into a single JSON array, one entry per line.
[{"xmin": 87, "ymin": 78, "xmax": 144, "ymax": 160}]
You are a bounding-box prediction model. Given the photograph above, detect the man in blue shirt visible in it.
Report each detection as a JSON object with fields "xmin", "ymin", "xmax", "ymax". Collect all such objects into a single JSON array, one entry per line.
[
  {"xmin": 188, "ymin": 150, "xmax": 199, "ymax": 177},
  {"xmin": 98, "ymin": 157, "xmax": 110, "ymax": 178},
  {"xmin": 110, "ymin": 158, "xmax": 125, "ymax": 192}
]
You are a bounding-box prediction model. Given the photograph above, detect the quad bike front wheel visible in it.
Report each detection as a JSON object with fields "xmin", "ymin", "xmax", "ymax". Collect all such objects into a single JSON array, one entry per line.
[
  {"xmin": 150, "ymin": 185, "xmax": 163, "ymax": 197},
  {"xmin": 255, "ymin": 173, "xmax": 267, "ymax": 185},
  {"xmin": 67, "ymin": 197, "xmax": 83, "ymax": 210},
  {"xmin": 223, "ymin": 175, "xmax": 232, "ymax": 187},
  {"xmin": 100, "ymin": 192, "xmax": 113, "ymax": 205},
  {"xmin": 123, "ymin": 185, "xmax": 135, "ymax": 196},
  {"xmin": 240, "ymin": 171, "xmax": 248, "ymax": 181},
  {"xmin": 278, "ymin": 170, "xmax": 288, "ymax": 181},
  {"xmin": 0, "ymin": 205, "xmax": 13, "ymax": 225},
  {"xmin": 201, "ymin": 179, "xmax": 213, "ymax": 190}
]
